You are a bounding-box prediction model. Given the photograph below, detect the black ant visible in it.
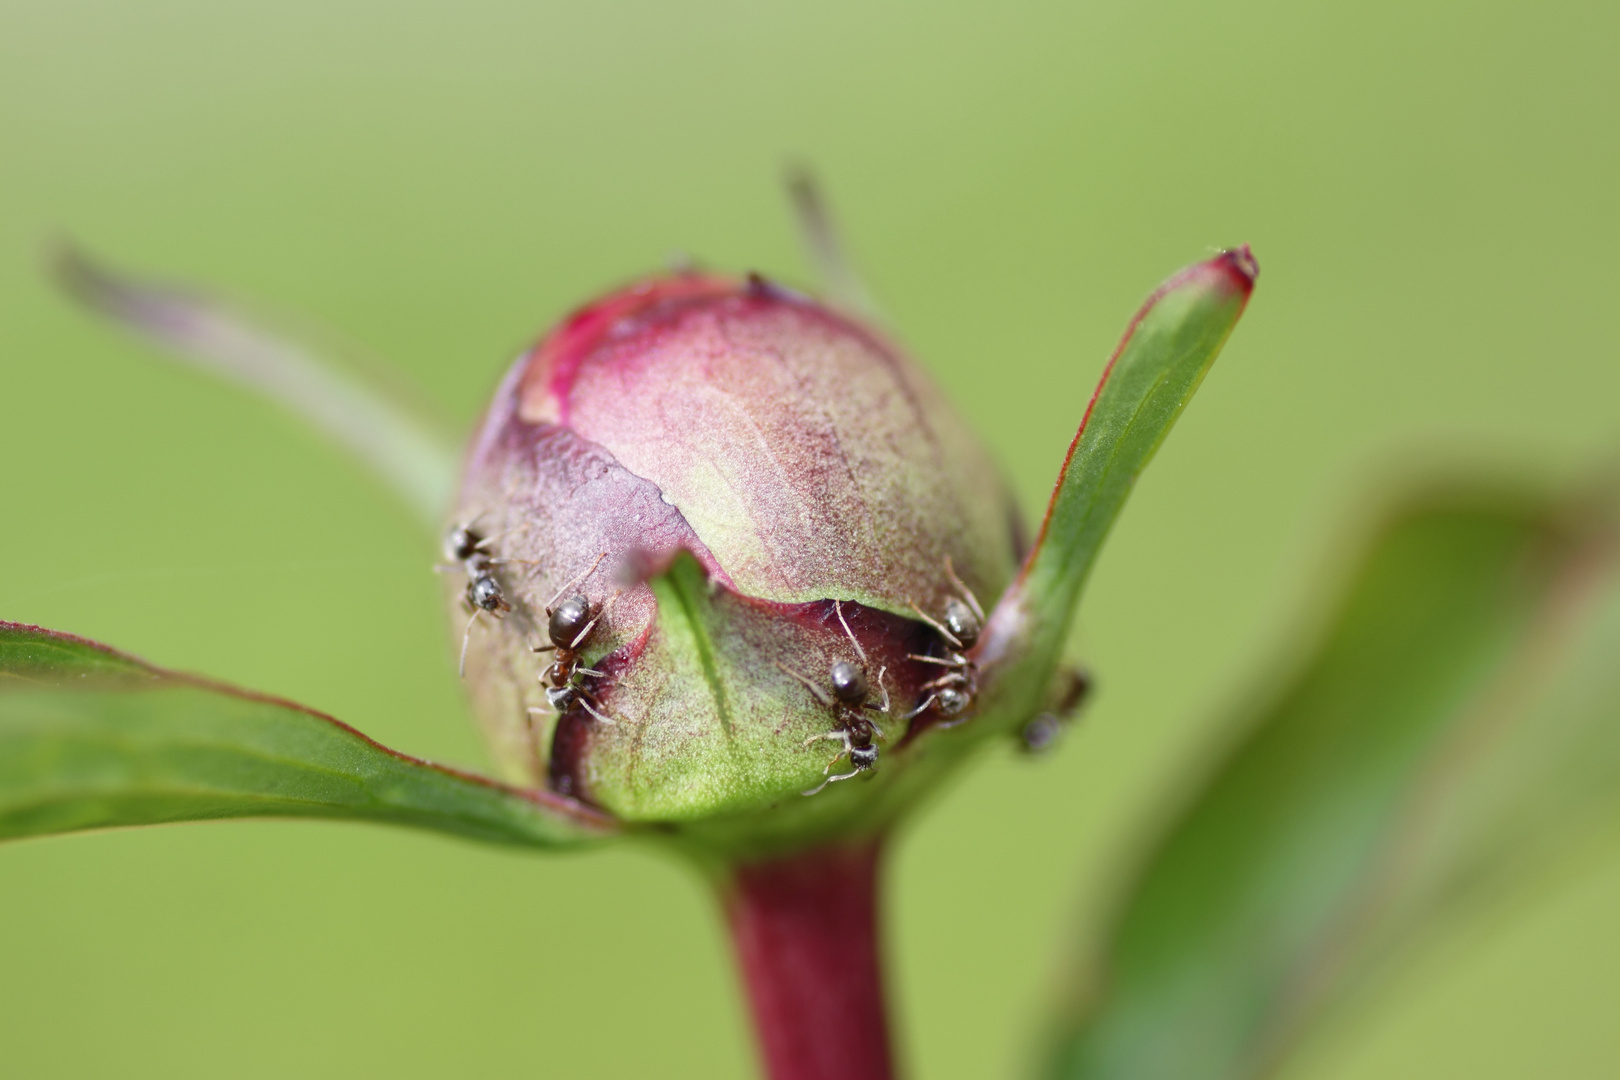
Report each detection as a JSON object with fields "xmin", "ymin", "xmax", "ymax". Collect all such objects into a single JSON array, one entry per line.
[
  {"xmin": 441, "ymin": 518, "xmax": 531, "ymax": 678},
  {"xmin": 779, "ymin": 601, "xmax": 890, "ymax": 796},
  {"xmin": 529, "ymin": 553, "xmax": 615, "ymax": 727},
  {"xmin": 903, "ymin": 558, "xmax": 984, "ymax": 724}
]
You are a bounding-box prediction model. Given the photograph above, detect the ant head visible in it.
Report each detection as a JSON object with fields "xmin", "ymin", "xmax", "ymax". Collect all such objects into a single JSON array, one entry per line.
[
  {"xmin": 829, "ymin": 660, "xmax": 869, "ymax": 704},
  {"xmin": 549, "ymin": 595, "xmax": 593, "ymax": 648},
  {"xmin": 468, "ymin": 576, "xmax": 505, "ymax": 612},
  {"xmin": 545, "ymin": 685, "xmax": 576, "ymax": 710},
  {"xmin": 445, "ymin": 522, "xmax": 483, "ymax": 562},
  {"xmin": 849, "ymin": 743, "xmax": 879, "ymax": 771},
  {"xmin": 942, "ymin": 598, "xmax": 980, "ymax": 646},
  {"xmin": 935, "ymin": 686, "xmax": 970, "ymax": 717}
]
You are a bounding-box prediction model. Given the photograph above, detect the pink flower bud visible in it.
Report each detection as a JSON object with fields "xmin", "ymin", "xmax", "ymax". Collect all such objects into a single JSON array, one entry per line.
[{"xmin": 449, "ymin": 273, "xmax": 1021, "ymax": 842}]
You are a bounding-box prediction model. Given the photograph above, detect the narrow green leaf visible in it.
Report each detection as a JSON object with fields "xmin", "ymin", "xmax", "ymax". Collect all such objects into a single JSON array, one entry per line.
[
  {"xmin": 980, "ymin": 250, "xmax": 1256, "ymax": 705},
  {"xmin": 782, "ymin": 164, "xmax": 881, "ymax": 321},
  {"xmin": 1046, "ymin": 485, "xmax": 1620, "ymax": 1080},
  {"xmin": 51, "ymin": 244, "xmax": 462, "ymax": 528},
  {"xmin": 0, "ymin": 622, "xmax": 613, "ymax": 849}
]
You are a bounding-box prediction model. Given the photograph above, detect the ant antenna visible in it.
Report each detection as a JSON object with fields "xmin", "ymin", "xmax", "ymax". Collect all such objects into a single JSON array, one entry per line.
[
  {"xmin": 901, "ymin": 692, "xmax": 936, "ymax": 720},
  {"xmin": 579, "ymin": 699, "xmax": 618, "ymax": 727},
  {"xmin": 458, "ymin": 608, "xmax": 482, "ymax": 678},
  {"xmin": 545, "ymin": 551, "xmax": 608, "ymax": 612},
  {"xmin": 834, "ymin": 600, "xmax": 868, "ymax": 665},
  {"xmin": 943, "ymin": 556, "xmax": 985, "ymax": 622}
]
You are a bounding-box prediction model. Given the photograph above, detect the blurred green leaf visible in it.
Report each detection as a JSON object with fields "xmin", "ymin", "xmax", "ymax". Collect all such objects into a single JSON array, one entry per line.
[
  {"xmin": 982, "ymin": 250, "xmax": 1255, "ymax": 707},
  {"xmin": 51, "ymin": 244, "xmax": 461, "ymax": 528},
  {"xmin": 1047, "ymin": 484, "xmax": 1620, "ymax": 1080},
  {"xmin": 0, "ymin": 622, "xmax": 612, "ymax": 849}
]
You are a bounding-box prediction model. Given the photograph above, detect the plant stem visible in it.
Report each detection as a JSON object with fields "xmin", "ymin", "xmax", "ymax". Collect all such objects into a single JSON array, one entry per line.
[{"xmin": 721, "ymin": 840, "xmax": 894, "ymax": 1080}]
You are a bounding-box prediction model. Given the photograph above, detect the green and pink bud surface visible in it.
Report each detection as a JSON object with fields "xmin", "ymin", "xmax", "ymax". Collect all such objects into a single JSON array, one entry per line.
[{"xmin": 448, "ymin": 256, "xmax": 1254, "ymax": 862}]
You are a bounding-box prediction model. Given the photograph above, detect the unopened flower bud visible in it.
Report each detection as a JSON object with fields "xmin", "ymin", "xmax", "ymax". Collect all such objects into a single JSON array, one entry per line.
[
  {"xmin": 449, "ymin": 273, "xmax": 1020, "ymax": 849},
  {"xmin": 447, "ymin": 247, "xmax": 1256, "ymax": 855}
]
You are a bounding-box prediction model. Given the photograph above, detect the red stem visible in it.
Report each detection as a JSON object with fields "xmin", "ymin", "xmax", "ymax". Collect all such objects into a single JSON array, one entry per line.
[{"xmin": 721, "ymin": 841, "xmax": 894, "ymax": 1080}]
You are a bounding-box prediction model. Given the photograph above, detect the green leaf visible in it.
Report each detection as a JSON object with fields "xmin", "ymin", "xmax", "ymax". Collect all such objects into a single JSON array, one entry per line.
[
  {"xmin": 0, "ymin": 622, "xmax": 613, "ymax": 849},
  {"xmin": 782, "ymin": 164, "xmax": 881, "ymax": 321},
  {"xmin": 979, "ymin": 250, "xmax": 1256, "ymax": 712},
  {"xmin": 1045, "ymin": 485, "xmax": 1620, "ymax": 1080},
  {"xmin": 51, "ymin": 243, "xmax": 461, "ymax": 528}
]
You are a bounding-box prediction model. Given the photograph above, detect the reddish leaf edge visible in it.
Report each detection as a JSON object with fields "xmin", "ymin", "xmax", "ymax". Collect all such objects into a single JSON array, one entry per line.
[
  {"xmin": 1016, "ymin": 246, "xmax": 1257, "ymax": 592},
  {"xmin": 0, "ymin": 620, "xmax": 617, "ymax": 835}
]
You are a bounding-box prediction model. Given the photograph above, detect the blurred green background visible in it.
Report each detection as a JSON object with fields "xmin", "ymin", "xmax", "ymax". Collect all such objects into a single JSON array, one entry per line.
[{"xmin": 3, "ymin": 1, "xmax": 1618, "ymax": 1076}]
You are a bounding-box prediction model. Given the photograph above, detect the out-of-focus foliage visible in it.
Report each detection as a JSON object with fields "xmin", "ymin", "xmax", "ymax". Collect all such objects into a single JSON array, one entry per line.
[
  {"xmin": 1048, "ymin": 483, "xmax": 1620, "ymax": 1080},
  {"xmin": 53, "ymin": 246, "xmax": 461, "ymax": 526}
]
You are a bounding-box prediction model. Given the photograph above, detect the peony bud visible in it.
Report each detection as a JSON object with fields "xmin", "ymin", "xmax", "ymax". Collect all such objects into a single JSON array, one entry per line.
[
  {"xmin": 448, "ymin": 273, "xmax": 1020, "ymax": 850},
  {"xmin": 450, "ymin": 253, "xmax": 1255, "ymax": 857}
]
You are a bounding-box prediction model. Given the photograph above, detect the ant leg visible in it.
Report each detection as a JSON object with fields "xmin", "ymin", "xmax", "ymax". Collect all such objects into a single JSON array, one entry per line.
[
  {"xmin": 906, "ymin": 600, "xmax": 963, "ymax": 650},
  {"xmin": 803, "ymin": 729, "xmax": 854, "ymax": 771},
  {"xmin": 579, "ymin": 699, "xmax": 618, "ymax": 727},
  {"xmin": 575, "ymin": 666, "xmax": 608, "ymax": 678},
  {"xmin": 907, "ymin": 653, "xmax": 961, "ymax": 668},
  {"xmin": 901, "ymin": 694, "xmax": 937, "ymax": 720},
  {"xmin": 834, "ymin": 600, "xmax": 869, "ymax": 665},
  {"xmin": 802, "ymin": 729, "xmax": 853, "ymax": 751},
  {"xmin": 544, "ymin": 551, "xmax": 609, "ymax": 613},
  {"xmin": 943, "ymin": 556, "xmax": 985, "ymax": 622},
  {"xmin": 458, "ymin": 609, "xmax": 483, "ymax": 678},
  {"xmin": 864, "ymin": 665, "xmax": 890, "ymax": 713},
  {"xmin": 801, "ymin": 765, "xmax": 862, "ymax": 797}
]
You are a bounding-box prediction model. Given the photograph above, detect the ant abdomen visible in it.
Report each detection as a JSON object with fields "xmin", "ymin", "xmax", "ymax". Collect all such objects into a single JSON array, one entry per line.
[
  {"xmin": 548, "ymin": 595, "xmax": 594, "ymax": 650},
  {"xmin": 829, "ymin": 660, "xmax": 869, "ymax": 704},
  {"xmin": 941, "ymin": 598, "xmax": 980, "ymax": 647}
]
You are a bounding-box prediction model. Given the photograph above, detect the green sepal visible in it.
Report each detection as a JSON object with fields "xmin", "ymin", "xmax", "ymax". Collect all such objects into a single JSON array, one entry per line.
[{"xmin": 978, "ymin": 249, "xmax": 1255, "ymax": 727}]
